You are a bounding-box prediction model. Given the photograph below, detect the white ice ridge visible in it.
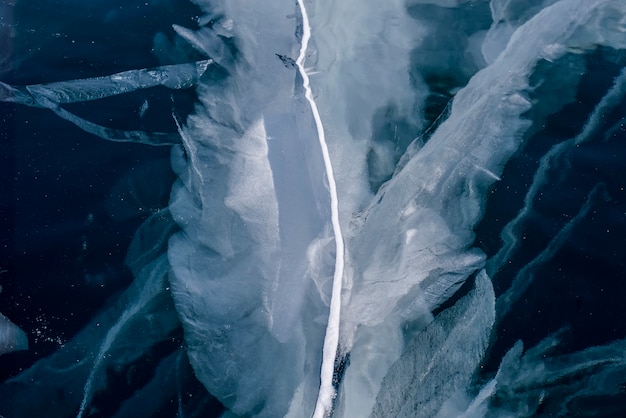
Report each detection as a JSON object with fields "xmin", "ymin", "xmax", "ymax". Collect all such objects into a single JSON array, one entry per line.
[{"xmin": 295, "ymin": 1, "xmax": 345, "ymax": 417}]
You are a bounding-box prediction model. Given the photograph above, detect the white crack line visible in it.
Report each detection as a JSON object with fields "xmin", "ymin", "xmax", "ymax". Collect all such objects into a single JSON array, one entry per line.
[{"xmin": 295, "ymin": 1, "xmax": 345, "ymax": 417}]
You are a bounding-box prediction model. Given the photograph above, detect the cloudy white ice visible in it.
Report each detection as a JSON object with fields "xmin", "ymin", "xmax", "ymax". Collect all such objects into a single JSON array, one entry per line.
[{"xmin": 1, "ymin": 0, "xmax": 626, "ymax": 417}]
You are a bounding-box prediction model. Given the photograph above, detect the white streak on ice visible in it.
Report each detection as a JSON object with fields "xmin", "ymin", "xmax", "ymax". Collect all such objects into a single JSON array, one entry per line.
[
  {"xmin": 474, "ymin": 164, "xmax": 501, "ymax": 181},
  {"xmin": 76, "ymin": 260, "xmax": 166, "ymax": 418},
  {"xmin": 295, "ymin": 1, "xmax": 345, "ymax": 416}
]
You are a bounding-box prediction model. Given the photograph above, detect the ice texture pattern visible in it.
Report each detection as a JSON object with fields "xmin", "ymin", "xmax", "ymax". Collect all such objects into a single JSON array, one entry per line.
[{"xmin": 1, "ymin": 0, "xmax": 626, "ymax": 417}]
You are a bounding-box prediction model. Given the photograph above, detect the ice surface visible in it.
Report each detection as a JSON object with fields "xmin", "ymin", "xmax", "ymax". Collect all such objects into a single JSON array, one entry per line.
[
  {"xmin": 333, "ymin": 0, "xmax": 626, "ymax": 415},
  {"xmin": 1, "ymin": 0, "xmax": 626, "ymax": 417},
  {"xmin": 0, "ymin": 274, "xmax": 27, "ymax": 358},
  {"xmin": 306, "ymin": 0, "xmax": 425, "ymax": 215},
  {"xmin": 370, "ymin": 270, "xmax": 494, "ymax": 418},
  {"xmin": 166, "ymin": 2, "xmax": 334, "ymax": 415},
  {"xmin": 0, "ymin": 312, "xmax": 28, "ymax": 356},
  {"xmin": 0, "ymin": 253, "xmax": 179, "ymax": 418},
  {"xmin": 468, "ymin": 331, "xmax": 626, "ymax": 417},
  {"xmin": 488, "ymin": 66, "xmax": 626, "ymax": 280}
]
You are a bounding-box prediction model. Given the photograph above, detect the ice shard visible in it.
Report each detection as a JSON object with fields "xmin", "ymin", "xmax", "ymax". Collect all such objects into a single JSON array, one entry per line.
[{"xmin": 0, "ymin": 61, "xmax": 210, "ymax": 145}]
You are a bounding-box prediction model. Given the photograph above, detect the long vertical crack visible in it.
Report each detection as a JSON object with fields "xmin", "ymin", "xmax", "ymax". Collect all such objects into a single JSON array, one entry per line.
[{"xmin": 294, "ymin": 1, "xmax": 345, "ymax": 416}]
